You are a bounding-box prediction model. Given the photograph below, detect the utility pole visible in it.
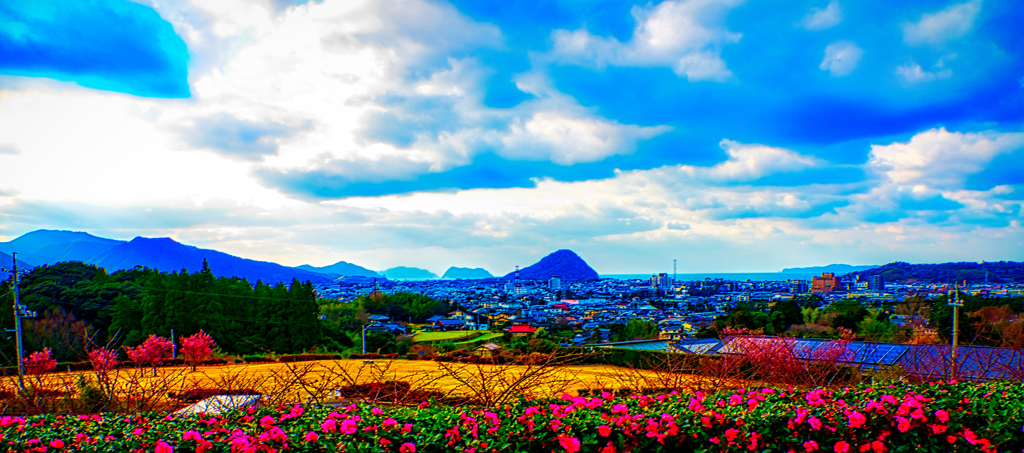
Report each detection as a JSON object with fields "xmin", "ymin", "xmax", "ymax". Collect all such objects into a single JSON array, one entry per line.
[
  {"xmin": 4, "ymin": 252, "xmax": 36, "ymax": 391},
  {"xmin": 948, "ymin": 282, "xmax": 963, "ymax": 381}
]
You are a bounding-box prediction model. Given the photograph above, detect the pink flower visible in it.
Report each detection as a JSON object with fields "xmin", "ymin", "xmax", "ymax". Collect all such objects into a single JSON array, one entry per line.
[
  {"xmin": 848, "ymin": 411, "xmax": 866, "ymax": 428},
  {"xmin": 400, "ymin": 443, "xmax": 416, "ymax": 453},
  {"xmin": 304, "ymin": 431, "xmax": 319, "ymax": 442},
  {"xmin": 155, "ymin": 439, "xmax": 174, "ymax": 453},
  {"xmin": 598, "ymin": 425, "xmax": 611, "ymax": 437},
  {"xmin": 49, "ymin": 439, "xmax": 65, "ymax": 449},
  {"xmin": 724, "ymin": 428, "xmax": 739, "ymax": 442},
  {"xmin": 871, "ymin": 440, "xmax": 887, "ymax": 453},
  {"xmin": 340, "ymin": 419, "xmax": 358, "ymax": 435},
  {"xmin": 808, "ymin": 416, "xmax": 822, "ymax": 430},
  {"xmin": 935, "ymin": 410, "xmax": 949, "ymax": 423},
  {"xmin": 558, "ymin": 435, "xmax": 581, "ymax": 453},
  {"xmin": 804, "ymin": 440, "xmax": 819, "ymax": 452},
  {"xmin": 380, "ymin": 438, "xmax": 392, "ymax": 447},
  {"xmin": 895, "ymin": 416, "xmax": 911, "ymax": 433},
  {"xmin": 833, "ymin": 440, "xmax": 849, "ymax": 453},
  {"xmin": 182, "ymin": 431, "xmax": 202, "ymax": 441},
  {"xmin": 321, "ymin": 419, "xmax": 337, "ymax": 433},
  {"xmin": 372, "ymin": 407, "xmax": 384, "ymax": 415},
  {"xmin": 259, "ymin": 415, "xmax": 276, "ymax": 429}
]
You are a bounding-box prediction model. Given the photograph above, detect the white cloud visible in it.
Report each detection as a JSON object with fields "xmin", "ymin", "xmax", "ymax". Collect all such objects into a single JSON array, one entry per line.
[
  {"xmin": 803, "ymin": 0, "xmax": 842, "ymax": 30},
  {"xmin": 500, "ymin": 112, "xmax": 670, "ymax": 165},
  {"xmin": 550, "ymin": 0, "xmax": 744, "ymax": 81},
  {"xmin": 697, "ymin": 140, "xmax": 822, "ymax": 182},
  {"xmin": 896, "ymin": 60, "xmax": 952, "ymax": 83},
  {"xmin": 868, "ymin": 127, "xmax": 1024, "ymax": 188},
  {"xmin": 903, "ymin": 0, "xmax": 981, "ymax": 45},
  {"xmin": 819, "ymin": 41, "xmax": 863, "ymax": 76}
]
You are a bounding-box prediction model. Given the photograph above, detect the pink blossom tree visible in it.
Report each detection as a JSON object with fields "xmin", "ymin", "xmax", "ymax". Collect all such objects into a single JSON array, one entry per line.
[
  {"xmin": 88, "ymin": 348, "xmax": 119, "ymax": 373},
  {"xmin": 180, "ymin": 330, "xmax": 217, "ymax": 371},
  {"xmin": 24, "ymin": 348, "xmax": 57, "ymax": 375},
  {"xmin": 124, "ymin": 335, "xmax": 175, "ymax": 375}
]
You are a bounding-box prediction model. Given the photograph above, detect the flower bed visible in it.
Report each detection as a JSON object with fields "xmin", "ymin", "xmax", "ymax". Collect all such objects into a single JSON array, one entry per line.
[{"xmin": 2, "ymin": 381, "xmax": 1022, "ymax": 452}]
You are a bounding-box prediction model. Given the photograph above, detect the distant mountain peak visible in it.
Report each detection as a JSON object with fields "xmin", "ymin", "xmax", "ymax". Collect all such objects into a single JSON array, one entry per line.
[
  {"xmin": 383, "ymin": 266, "xmax": 438, "ymax": 279},
  {"xmin": 442, "ymin": 266, "xmax": 493, "ymax": 279},
  {"xmin": 503, "ymin": 249, "xmax": 598, "ymax": 281}
]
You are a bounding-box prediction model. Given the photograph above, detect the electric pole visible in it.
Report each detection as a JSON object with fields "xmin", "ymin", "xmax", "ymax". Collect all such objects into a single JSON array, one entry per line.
[
  {"xmin": 4, "ymin": 252, "xmax": 36, "ymax": 390},
  {"xmin": 947, "ymin": 282, "xmax": 963, "ymax": 381}
]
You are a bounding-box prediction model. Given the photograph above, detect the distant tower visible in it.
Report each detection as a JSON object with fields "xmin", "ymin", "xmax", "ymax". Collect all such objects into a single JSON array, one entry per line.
[
  {"xmin": 514, "ymin": 265, "xmax": 522, "ymax": 295},
  {"xmin": 673, "ymin": 259, "xmax": 677, "ymax": 283}
]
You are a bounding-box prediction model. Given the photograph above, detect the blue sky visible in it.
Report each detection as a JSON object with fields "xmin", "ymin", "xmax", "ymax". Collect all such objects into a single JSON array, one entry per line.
[{"xmin": 0, "ymin": 0, "xmax": 1022, "ymax": 274}]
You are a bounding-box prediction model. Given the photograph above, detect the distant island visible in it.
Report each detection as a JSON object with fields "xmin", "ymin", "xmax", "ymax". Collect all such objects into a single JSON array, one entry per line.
[
  {"xmin": 297, "ymin": 261, "xmax": 381, "ymax": 277},
  {"xmin": 442, "ymin": 267, "xmax": 494, "ymax": 279},
  {"xmin": 782, "ymin": 264, "xmax": 878, "ymax": 274},
  {"xmin": 383, "ymin": 266, "xmax": 438, "ymax": 279}
]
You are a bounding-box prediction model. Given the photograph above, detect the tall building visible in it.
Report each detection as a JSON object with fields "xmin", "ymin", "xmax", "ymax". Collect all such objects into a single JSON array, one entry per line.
[
  {"xmin": 650, "ymin": 273, "xmax": 672, "ymax": 290},
  {"xmin": 549, "ymin": 275, "xmax": 561, "ymax": 291},
  {"xmin": 810, "ymin": 272, "xmax": 839, "ymax": 293},
  {"xmin": 868, "ymin": 275, "xmax": 885, "ymax": 291}
]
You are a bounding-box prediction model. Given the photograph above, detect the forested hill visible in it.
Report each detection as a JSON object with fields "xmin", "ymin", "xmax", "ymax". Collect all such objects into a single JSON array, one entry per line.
[
  {"xmin": 842, "ymin": 261, "xmax": 1024, "ymax": 284},
  {"xmin": 1, "ymin": 261, "xmax": 322, "ymax": 364},
  {"xmin": 503, "ymin": 249, "xmax": 599, "ymax": 281}
]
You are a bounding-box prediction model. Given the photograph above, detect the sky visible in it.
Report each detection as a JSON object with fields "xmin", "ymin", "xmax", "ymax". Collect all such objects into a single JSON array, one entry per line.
[{"xmin": 1, "ymin": 0, "xmax": 1023, "ymax": 275}]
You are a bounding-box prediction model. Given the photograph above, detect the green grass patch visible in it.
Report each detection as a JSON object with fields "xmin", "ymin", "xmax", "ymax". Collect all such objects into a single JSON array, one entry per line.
[
  {"xmin": 454, "ymin": 332, "xmax": 503, "ymax": 345},
  {"xmin": 412, "ymin": 330, "xmax": 486, "ymax": 343}
]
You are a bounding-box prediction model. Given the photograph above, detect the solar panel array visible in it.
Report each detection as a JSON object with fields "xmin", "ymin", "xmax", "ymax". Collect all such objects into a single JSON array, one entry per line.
[{"xmin": 715, "ymin": 336, "xmax": 910, "ymax": 368}]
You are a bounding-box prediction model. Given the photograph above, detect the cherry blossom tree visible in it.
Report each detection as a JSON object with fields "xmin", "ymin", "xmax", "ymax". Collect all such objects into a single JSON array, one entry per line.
[
  {"xmin": 180, "ymin": 330, "xmax": 217, "ymax": 371},
  {"xmin": 124, "ymin": 335, "xmax": 175, "ymax": 375}
]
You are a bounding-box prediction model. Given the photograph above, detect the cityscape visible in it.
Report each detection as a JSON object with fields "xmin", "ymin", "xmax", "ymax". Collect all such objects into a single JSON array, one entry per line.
[{"xmin": 2, "ymin": 0, "xmax": 1024, "ymax": 450}]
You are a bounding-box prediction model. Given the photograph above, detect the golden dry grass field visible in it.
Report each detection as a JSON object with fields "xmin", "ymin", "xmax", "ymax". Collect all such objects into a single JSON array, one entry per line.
[{"xmin": 1, "ymin": 358, "xmax": 720, "ymax": 413}]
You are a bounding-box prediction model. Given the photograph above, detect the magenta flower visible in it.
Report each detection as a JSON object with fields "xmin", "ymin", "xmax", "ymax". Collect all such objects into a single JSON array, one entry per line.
[
  {"xmin": 833, "ymin": 441, "xmax": 849, "ymax": 453},
  {"xmin": 49, "ymin": 439, "xmax": 65, "ymax": 449},
  {"xmin": 848, "ymin": 411, "xmax": 866, "ymax": 428},
  {"xmin": 399, "ymin": 443, "xmax": 417, "ymax": 453},
  {"xmin": 598, "ymin": 425, "xmax": 611, "ymax": 437},
  {"xmin": 803, "ymin": 440, "xmax": 819, "ymax": 452},
  {"xmin": 154, "ymin": 439, "xmax": 173, "ymax": 453},
  {"xmin": 935, "ymin": 409, "xmax": 949, "ymax": 423},
  {"xmin": 304, "ymin": 431, "xmax": 319, "ymax": 442}
]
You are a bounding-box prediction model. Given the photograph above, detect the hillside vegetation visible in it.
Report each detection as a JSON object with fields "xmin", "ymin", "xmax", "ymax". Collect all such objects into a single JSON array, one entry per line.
[{"xmin": 844, "ymin": 260, "xmax": 1024, "ymax": 284}]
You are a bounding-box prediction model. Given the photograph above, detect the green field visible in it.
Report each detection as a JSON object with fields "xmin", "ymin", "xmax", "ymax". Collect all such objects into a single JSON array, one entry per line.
[
  {"xmin": 454, "ymin": 332, "xmax": 503, "ymax": 345},
  {"xmin": 412, "ymin": 330, "xmax": 487, "ymax": 342}
]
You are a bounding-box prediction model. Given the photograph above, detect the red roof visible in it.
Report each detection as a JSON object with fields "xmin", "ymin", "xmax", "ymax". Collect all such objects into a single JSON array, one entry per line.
[{"xmin": 509, "ymin": 325, "xmax": 537, "ymax": 334}]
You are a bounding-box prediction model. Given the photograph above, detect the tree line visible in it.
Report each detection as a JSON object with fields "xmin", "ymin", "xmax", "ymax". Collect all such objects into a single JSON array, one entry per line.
[{"xmin": 1, "ymin": 261, "xmax": 321, "ymax": 364}]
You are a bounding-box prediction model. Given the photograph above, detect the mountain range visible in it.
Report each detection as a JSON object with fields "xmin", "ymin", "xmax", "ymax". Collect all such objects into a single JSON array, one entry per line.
[
  {"xmin": 0, "ymin": 229, "xmax": 601, "ymax": 285},
  {"xmin": 0, "ymin": 230, "xmax": 332, "ymax": 285}
]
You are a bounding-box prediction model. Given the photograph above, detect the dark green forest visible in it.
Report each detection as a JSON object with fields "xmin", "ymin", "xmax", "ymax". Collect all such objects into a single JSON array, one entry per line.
[
  {"xmin": 1, "ymin": 261, "xmax": 321, "ymax": 364},
  {"xmin": 846, "ymin": 261, "xmax": 1024, "ymax": 284}
]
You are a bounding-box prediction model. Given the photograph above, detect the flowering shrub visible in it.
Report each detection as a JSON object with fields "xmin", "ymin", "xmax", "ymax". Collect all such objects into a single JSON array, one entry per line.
[
  {"xmin": 88, "ymin": 348, "xmax": 119, "ymax": 373},
  {"xmin": 23, "ymin": 348, "xmax": 57, "ymax": 375},
  {"xmin": 2, "ymin": 380, "xmax": 1023, "ymax": 452}
]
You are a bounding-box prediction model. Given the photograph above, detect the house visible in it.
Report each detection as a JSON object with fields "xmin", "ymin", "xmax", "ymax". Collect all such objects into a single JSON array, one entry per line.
[
  {"xmin": 433, "ymin": 319, "xmax": 465, "ymax": 331},
  {"xmin": 507, "ymin": 325, "xmax": 538, "ymax": 337},
  {"xmin": 365, "ymin": 322, "xmax": 407, "ymax": 335},
  {"xmin": 474, "ymin": 342, "xmax": 502, "ymax": 358},
  {"xmin": 368, "ymin": 314, "xmax": 391, "ymax": 322}
]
